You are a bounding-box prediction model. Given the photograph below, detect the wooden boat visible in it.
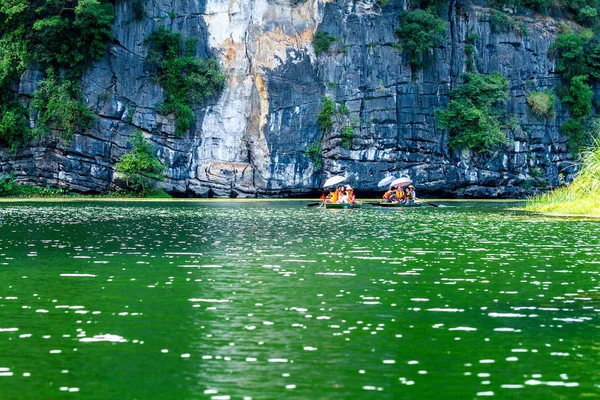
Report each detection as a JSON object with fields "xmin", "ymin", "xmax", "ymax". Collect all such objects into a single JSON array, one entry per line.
[
  {"xmin": 370, "ymin": 201, "xmax": 428, "ymax": 208},
  {"xmin": 323, "ymin": 202, "xmax": 362, "ymax": 209}
]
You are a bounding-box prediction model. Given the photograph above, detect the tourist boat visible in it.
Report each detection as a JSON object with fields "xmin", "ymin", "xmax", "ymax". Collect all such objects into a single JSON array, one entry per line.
[
  {"xmin": 323, "ymin": 202, "xmax": 362, "ymax": 209},
  {"xmin": 370, "ymin": 201, "xmax": 428, "ymax": 208}
]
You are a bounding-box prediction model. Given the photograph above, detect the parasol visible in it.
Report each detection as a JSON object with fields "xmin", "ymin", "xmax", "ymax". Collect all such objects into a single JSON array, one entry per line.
[
  {"xmin": 323, "ymin": 175, "xmax": 347, "ymax": 188},
  {"xmin": 377, "ymin": 175, "xmax": 397, "ymax": 187},
  {"xmin": 389, "ymin": 177, "xmax": 412, "ymax": 189}
]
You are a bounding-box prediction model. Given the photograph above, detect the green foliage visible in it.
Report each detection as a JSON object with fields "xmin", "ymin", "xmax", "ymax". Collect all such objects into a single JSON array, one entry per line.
[
  {"xmin": 395, "ymin": 9, "xmax": 447, "ymax": 69},
  {"xmin": 0, "ymin": 92, "xmax": 30, "ymax": 152},
  {"xmin": 0, "ymin": 172, "xmax": 73, "ymax": 197},
  {"xmin": 564, "ymin": 75, "xmax": 593, "ymax": 119},
  {"xmin": 487, "ymin": 9, "xmax": 515, "ymax": 33},
  {"xmin": 551, "ymin": 30, "xmax": 599, "ymax": 81},
  {"xmin": 0, "ymin": 0, "xmax": 114, "ymax": 149},
  {"xmin": 115, "ymin": 131, "xmax": 167, "ymax": 195},
  {"xmin": 436, "ymin": 72, "xmax": 509, "ymax": 152},
  {"xmin": 306, "ymin": 141, "xmax": 322, "ymax": 169},
  {"xmin": 561, "ymin": 118, "xmax": 592, "ymax": 155},
  {"xmin": 526, "ymin": 90, "xmax": 556, "ymax": 119},
  {"xmin": 31, "ymin": 0, "xmax": 114, "ymax": 74},
  {"xmin": 317, "ymin": 97, "xmax": 335, "ymax": 133},
  {"xmin": 313, "ymin": 31, "xmax": 337, "ymax": 56},
  {"xmin": 341, "ymin": 125, "xmax": 354, "ymax": 148},
  {"xmin": 31, "ymin": 70, "xmax": 95, "ymax": 140},
  {"xmin": 526, "ymin": 131, "xmax": 600, "ymax": 216},
  {"xmin": 147, "ymin": 27, "xmax": 227, "ymax": 136}
]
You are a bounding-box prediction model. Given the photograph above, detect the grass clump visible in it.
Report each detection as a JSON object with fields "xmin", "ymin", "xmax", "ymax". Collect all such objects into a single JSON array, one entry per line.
[
  {"xmin": 115, "ymin": 131, "xmax": 167, "ymax": 196},
  {"xmin": 395, "ymin": 9, "xmax": 447, "ymax": 70},
  {"xmin": 313, "ymin": 31, "xmax": 338, "ymax": 56},
  {"xmin": 147, "ymin": 27, "xmax": 226, "ymax": 136},
  {"xmin": 525, "ymin": 132, "xmax": 600, "ymax": 216},
  {"xmin": 526, "ymin": 90, "xmax": 556, "ymax": 119},
  {"xmin": 306, "ymin": 141, "xmax": 323, "ymax": 169},
  {"xmin": 436, "ymin": 72, "xmax": 509, "ymax": 152}
]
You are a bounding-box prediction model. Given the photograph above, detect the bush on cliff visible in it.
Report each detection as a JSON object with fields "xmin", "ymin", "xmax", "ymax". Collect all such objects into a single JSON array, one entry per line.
[
  {"xmin": 147, "ymin": 27, "xmax": 227, "ymax": 136},
  {"xmin": 0, "ymin": 0, "xmax": 114, "ymax": 150},
  {"xmin": 313, "ymin": 31, "xmax": 337, "ymax": 56},
  {"xmin": 395, "ymin": 9, "xmax": 447, "ymax": 69},
  {"xmin": 526, "ymin": 90, "xmax": 556, "ymax": 120},
  {"xmin": 436, "ymin": 72, "xmax": 509, "ymax": 152},
  {"xmin": 115, "ymin": 131, "xmax": 167, "ymax": 196}
]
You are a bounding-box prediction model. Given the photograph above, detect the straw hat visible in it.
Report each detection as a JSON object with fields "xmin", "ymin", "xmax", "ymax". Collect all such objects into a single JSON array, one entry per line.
[{"xmin": 345, "ymin": 185, "xmax": 353, "ymax": 191}]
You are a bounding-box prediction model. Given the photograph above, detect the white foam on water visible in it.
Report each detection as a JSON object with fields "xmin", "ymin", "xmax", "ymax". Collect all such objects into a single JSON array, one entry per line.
[
  {"xmin": 60, "ymin": 274, "xmax": 96, "ymax": 277},
  {"xmin": 79, "ymin": 334, "xmax": 127, "ymax": 343}
]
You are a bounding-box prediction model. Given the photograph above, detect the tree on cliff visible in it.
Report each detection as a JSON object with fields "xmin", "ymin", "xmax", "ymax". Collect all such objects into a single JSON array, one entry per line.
[{"xmin": 115, "ymin": 131, "xmax": 167, "ymax": 196}]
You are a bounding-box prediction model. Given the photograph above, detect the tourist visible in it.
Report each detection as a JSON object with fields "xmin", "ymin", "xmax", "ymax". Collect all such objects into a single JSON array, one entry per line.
[
  {"xmin": 382, "ymin": 188, "xmax": 394, "ymax": 203},
  {"xmin": 404, "ymin": 187, "xmax": 412, "ymax": 203},
  {"xmin": 346, "ymin": 185, "xmax": 356, "ymax": 204},
  {"xmin": 408, "ymin": 185, "xmax": 416, "ymax": 200},
  {"xmin": 327, "ymin": 188, "xmax": 337, "ymax": 204},
  {"xmin": 338, "ymin": 186, "xmax": 349, "ymax": 204},
  {"xmin": 335, "ymin": 186, "xmax": 344, "ymax": 203}
]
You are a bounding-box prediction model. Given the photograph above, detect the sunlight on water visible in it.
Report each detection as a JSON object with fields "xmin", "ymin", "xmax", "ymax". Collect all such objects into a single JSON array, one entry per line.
[{"xmin": 0, "ymin": 201, "xmax": 598, "ymax": 399}]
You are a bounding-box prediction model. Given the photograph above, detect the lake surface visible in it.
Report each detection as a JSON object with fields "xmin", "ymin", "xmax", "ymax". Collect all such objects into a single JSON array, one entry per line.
[{"xmin": 0, "ymin": 200, "xmax": 598, "ymax": 399}]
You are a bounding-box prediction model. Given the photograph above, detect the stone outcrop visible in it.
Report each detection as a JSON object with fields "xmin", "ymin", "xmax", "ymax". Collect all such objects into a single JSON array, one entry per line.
[{"xmin": 0, "ymin": 0, "xmax": 585, "ymax": 197}]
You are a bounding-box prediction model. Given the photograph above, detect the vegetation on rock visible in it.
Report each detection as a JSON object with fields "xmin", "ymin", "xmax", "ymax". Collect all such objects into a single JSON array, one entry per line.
[
  {"xmin": 147, "ymin": 27, "xmax": 227, "ymax": 136},
  {"xmin": 526, "ymin": 90, "xmax": 556, "ymax": 120},
  {"xmin": 395, "ymin": 9, "xmax": 447, "ymax": 69},
  {"xmin": 525, "ymin": 131, "xmax": 600, "ymax": 216},
  {"xmin": 115, "ymin": 131, "xmax": 167, "ymax": 196},
  {"xmin": 0, "ymin": 0, "xmax": 115, "ymax": 150},
  {"xmin": 436, "ymin": 72, "xmax": 509, "ymax": 152},
  {"xmin": 313, "ymin": 31, "xmax": 338, "ymax": 56}
]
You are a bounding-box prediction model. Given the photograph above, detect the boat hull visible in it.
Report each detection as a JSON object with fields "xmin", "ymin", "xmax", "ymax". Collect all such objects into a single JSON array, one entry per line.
[
  {"xmin": 324, "ymin": 203, "xmax": 362, "ymax": 209},
  {"xmin": 373, "ymin": 202, "xmax": 426, "ymax": 208}
]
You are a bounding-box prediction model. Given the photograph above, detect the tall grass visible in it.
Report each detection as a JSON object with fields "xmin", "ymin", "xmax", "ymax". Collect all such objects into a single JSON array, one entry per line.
[{"xmin": 525, "ymin": 133, "xmax": 600, "ymax": 216}]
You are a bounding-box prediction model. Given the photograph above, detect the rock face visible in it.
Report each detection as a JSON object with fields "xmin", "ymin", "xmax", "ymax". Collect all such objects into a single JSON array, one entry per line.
[{"xmin": 0, "ymin": 0, "xmax": 584, "ymax": 197}]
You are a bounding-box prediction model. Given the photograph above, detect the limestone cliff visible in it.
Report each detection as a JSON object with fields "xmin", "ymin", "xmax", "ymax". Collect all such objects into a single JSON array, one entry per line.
[{"xmin": 0, "ymin": 0, "xmax": 586, "ymax": 197}]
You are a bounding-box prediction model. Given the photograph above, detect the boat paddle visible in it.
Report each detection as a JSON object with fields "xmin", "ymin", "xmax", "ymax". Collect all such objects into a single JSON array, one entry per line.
[{"xmin": 306, "ymin": 202, "xmax": 323, "ymax": 207}]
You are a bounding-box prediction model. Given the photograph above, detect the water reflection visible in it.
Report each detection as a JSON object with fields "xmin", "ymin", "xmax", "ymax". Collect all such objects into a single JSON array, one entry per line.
[{"xmin": 0, "ymin": 201, "xmax": 598, "ymax": 399}]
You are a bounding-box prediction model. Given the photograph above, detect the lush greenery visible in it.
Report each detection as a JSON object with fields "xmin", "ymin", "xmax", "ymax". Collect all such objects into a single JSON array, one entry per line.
[
  {"xmin": 526, "ymin": 90, "xmax": 556, "ymax": 119},
  {"xmin": 550, "ymin": 26, "xmax": 600, "ymax": 153},
  {"xmin": 436, "ymin": 72, "xmax": 509, "ymax": 152},
  {"xmin": 525, "ymin": 132, "xmax": 600, "ymax": 216},
  {"xmin": 306, "ymin": 141, "xmax": 323, "ymax": 169},
  {"xmin": 395, "ymin": 9, "xmax": 447, "ymax": 69},
  {"xmin": 30, "ymin": 69, "xmax": 95, "ymax": 140},
  {"xmin": 115, "ymin": 131, "xmax": 167, "ymax": 196},
  {"xmin": 493, "ymin": 1, "xmax": 600, "ymax": 26},
  {"xmin": 316, "ymin": 97, "xmax": 336, "ymax": 133},
  {"xmin": 0, "ymin": 0, "xmax": 114, "ymax": 150},
  {"xmin": 147, "ymin": 27, "xmax": 226, "ymax": 136},
  {"xmin": 313, "ymin": 31, "xmax": 337, "ymax": 56}
]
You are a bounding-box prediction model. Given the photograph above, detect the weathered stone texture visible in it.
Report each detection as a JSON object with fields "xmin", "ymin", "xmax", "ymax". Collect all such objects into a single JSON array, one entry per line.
[{"xmin": 0, "ymin": 0, "xmax": 586, "ymax": 197}]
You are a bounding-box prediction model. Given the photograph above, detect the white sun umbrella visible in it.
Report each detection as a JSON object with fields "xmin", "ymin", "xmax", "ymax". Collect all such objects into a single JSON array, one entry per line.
[
  {"xmin": 377, "ymin": 175, "xmax": 397, "ymax": 187},
  {"xmin": 323, "ymin": 175, "xmax": 347, "ymax": 188},
  {"xmin": 389, "ymin": 177, "xmax": 412, "ymax": 189}
]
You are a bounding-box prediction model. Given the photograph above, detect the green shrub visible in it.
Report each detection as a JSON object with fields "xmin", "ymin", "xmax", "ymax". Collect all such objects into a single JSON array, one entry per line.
[
  {"xmin": 341, "ymin": 125, "xmax": 354, "ymax": 148},
  {"xmin": 31, "ymin": 69, "xmax": 95, "ymax": 140},
  {"xmin": 147, "ymin": 27, "xmax": 226, "ymax": 136},
  {"xmin": 561, "ymin": 118, "xmax": 590, "ymax": 154},
  {"xmin": 317, "ymin": 97, "xmax": 335, "ymax": 133},
  {"xmin": 115, "ymin": 131, "xmax": 167, "ymax": 195},
  {"xmin": 313, "ymin": 31, "xmax": 337, "ymax": 56},
  {"xmin": 306, "ymin": 141, "xmax": 323, "ymax": 169},
  {"xmin": 526, "ymin": 90, "xmax": 556, "ymax": 119},
  {"xmin": 395, "ymin": 9, "xmax": 447, "ymax": 69},
  {"xmin": 487, "ymin": 9, "xmax": 516, "ymax": 33},
  {"xmin": 564, "ymin": 75, "xmax": 593, "ymax": 119},
  {"xmin": 0, "ymin": 93, "xmax": 30, "ymax": 152},
  {"xmin": 436, "ymin": 72, "xmax": 509, "ymax": 152}
]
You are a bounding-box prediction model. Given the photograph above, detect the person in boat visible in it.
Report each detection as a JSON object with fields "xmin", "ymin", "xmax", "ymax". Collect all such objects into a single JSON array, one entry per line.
[
  {"xmin": 320, "ymin": 192, "xmax": 326, "ymax": 201},
  {"xmin": 395, "ymin": 187, "xmax": 406, "ymax": 203},
  {"xmin": 326, "ymin": 188, "xmax": 336, "ymax": 203},
  {"xmin": 383, "ymin": 187, "xmax": 400, "ymax": 203},
  {"xmin": 335, "ymin": 186, "xmax": 344, "ymax": 203},
  {"xmin": 404, "ymin": 187, "xmax": 412, "ymax": 203},
  {"xmin": 408, "ymin": 185, "xmax": 416, "ymax": 200},
  {"xmin": 338, "ymin": 187, "xmax": 349, "ymax": 204},
  {"xmin": 345, "ymin": 185, "xmax": 356, "ymax": 204}
]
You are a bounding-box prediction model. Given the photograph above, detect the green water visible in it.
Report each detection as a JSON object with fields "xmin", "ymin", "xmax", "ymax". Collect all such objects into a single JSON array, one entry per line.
[{"xmin": 0, "ymin": 201, "xmax": 598, "ymax": 399}]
